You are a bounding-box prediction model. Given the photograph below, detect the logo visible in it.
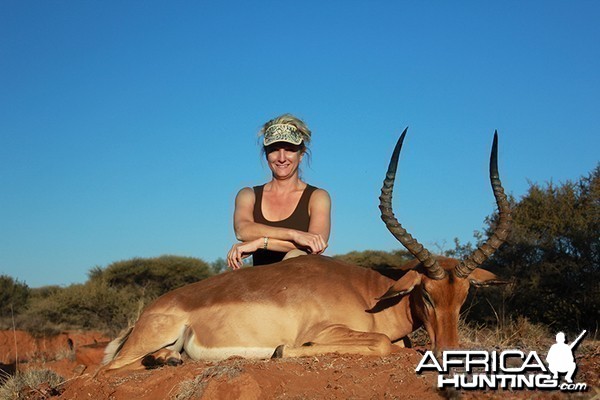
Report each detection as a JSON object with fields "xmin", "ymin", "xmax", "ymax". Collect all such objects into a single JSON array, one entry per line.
[{"xmin": 415, "ymin": 330, "xmax": 587, "ymax": 392}]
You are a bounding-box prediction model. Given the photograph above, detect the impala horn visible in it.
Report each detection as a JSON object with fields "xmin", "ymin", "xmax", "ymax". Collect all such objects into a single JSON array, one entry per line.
[
  {"xmin": 379, "ymin": 128, "xmax": 446, "ymax": 280},
  {"xmin": 454, "ymin": 131, "xmax": 512, "ymax": 278}
]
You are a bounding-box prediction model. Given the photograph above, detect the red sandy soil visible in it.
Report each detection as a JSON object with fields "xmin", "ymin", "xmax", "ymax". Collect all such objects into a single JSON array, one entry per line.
[{"xmin": 1, "ymin": 330, "xmax": 598, "ymax": 399}]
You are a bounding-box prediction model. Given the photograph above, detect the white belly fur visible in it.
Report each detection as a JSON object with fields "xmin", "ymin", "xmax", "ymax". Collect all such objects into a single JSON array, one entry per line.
[{"xmin": 187, "ymin": 346, "xmax": 275, "ymax": 361}]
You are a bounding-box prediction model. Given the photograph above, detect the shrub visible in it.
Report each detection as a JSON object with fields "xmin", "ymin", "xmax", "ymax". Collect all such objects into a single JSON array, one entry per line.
[
  {"xmin": 333, "ymin": 249, "xmax": 411, "ymax": 269},
  {"xmin": 94, "ymin": 255, "xmax": 213, "ymax": 299},
  {"xmin": 22, "ymin": 280, "xmax": 142, "ymax": 336},
  {"xmin": 452, "ymin": 164, "xmax": 600, "ymax": 334},
  {"xmin": 0, "ymin": 276, "xmax": 29, "ymax": 318},
  {"xmin": 17, "ymin": 255, "xmax": 213, "ymax": 335}
]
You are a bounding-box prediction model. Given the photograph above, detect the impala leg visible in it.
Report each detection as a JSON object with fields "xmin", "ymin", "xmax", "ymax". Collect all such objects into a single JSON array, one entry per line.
[
  {"xmin": 275, "ymin": 325, "xmax": 395, "ymax": 358},
  {"xmin": 106, "ymin": 313, "xmax": 187, "ymax": 371},
  {"xmin": 141, "ymin": 336, "xmax": 186, "ymax": 368},
  {"xmin": 282, "ymin": 249, "xmax": 308, "ymax": 260}
]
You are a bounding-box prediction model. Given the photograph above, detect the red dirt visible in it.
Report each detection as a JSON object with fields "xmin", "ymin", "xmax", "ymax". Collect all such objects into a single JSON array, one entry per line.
[
  {"xmin": 1, "ymin": 330, "xmax": 598, "ymax": 399},
  {"xmin": 0, "ymin": 330, "xmax": 106, "ymax": 365},
  {"xmin": 63, "ymin": 351, "xmax": 440, "ymax": 400}
]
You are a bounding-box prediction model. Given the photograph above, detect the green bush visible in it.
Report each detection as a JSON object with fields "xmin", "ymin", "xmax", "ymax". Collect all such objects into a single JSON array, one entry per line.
[
  {"xmin": 94, "ymin": 255, "xmax": 212, "ymax": 299},
  {"xmin": 22, "ymin": 280, "xmax": 141, "ymax": 336},
  {"xmin": 333, "ymin": 249, "xmax": 411, "ymax": 269},
  {"xmin": 455, "ymin": 164, "xmax": 600, "ymax": 334},
  {"xmin": 17, "ymin": 255, "xmax": 213, "ymax": 335},
  {"xmin": 0, "ymin": 275, "xmax": 29, "ymax": 318}
]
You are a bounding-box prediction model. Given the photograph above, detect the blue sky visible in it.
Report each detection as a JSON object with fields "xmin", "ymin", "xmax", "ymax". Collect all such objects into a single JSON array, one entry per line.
[{"xmin": 1, "ymin": 1, "xmax": 598, "ymax": 287}]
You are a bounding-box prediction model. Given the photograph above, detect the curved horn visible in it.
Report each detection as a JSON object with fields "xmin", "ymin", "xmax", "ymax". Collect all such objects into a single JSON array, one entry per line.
[
  {"xmin": 455, "ymin": 131, "xmax": 512, "ymax": 278},
  {"xmin": 379, "ymin": 128, "xmax": 446, "ymax": 280}
]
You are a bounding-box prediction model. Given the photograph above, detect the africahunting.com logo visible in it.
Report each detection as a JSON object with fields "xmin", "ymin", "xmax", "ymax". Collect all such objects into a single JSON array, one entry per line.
[{"xmin": 416, "ymin": 330, "xmax": 588, "ymax": 392}]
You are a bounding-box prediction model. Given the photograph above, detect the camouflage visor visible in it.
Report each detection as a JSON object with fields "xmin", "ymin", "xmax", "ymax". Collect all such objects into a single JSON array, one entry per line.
[{"xmin": 263, "ymin": 124, "xmax": 303, "ymax": 146}]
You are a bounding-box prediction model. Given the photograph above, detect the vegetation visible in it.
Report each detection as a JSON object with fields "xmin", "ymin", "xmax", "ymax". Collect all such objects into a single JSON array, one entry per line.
[
  {"xmin": 333, "ymin": 249, "xmax": 411, "ymax": 269},
  {"xmin": 90, "ymin": 255, "xmax": 212, "ymax": 299},
  {"xmin": 0, "ymin": 369, "xmax": 64, "ymax": 399},
  {"xmin": 455, "ymin": 164, "xmax": 599, "ymax": 334},
  {"xmin": 2, "ymin": 255, "xmax": 212, "ymax": 336},
  {"xmin": 20, "ymin": 280, "xmax": 142, "ymax": 336},
  {"xmin": 174, "ymin": 364, "xmax": 244, "ymax": 400},
  {"xmin": 0, "ymin": 276, "xmax": 29, "ymax": 318}
]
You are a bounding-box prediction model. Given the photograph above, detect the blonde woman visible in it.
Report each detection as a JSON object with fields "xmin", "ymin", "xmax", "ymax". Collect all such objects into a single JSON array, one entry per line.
[{"xmin": 227, "ymin": 114, "xmax": 331, "ymax": 269}]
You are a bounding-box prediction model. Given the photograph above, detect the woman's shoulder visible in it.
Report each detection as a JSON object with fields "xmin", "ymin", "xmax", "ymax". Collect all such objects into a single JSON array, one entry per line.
[
  {"xmin": 235, "ymin": 186, "xmax": 256, "ymax": 204},
  {"xmin": 237, "ymin": 186, "xmax": 255, "ymax": 194},
  {"xmin": 306, "ymin": 184, "xmax": 329, "ymax": 195},
  {"xmin": 308, "ymin": 187, "xmax": 331, "ymax": 205}
]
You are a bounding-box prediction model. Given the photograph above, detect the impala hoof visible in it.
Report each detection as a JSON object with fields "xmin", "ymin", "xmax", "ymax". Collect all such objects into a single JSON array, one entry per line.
[
  {"xmin": 141, "ymin": 355, "xmax": 161, "ymax": 369},
  {"xmin": 166, "ymin": 357, "xmax": 183, "ymax": 366},
  {"xmin": 141, "ymin": 354, "xmax": 183, "ymax": 369},
  {"xmin": 271, "ymin": 345, "xmax": 284, "ymax": 358}
]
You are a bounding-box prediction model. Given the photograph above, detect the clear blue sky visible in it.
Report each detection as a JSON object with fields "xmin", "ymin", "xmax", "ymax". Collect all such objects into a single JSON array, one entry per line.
[{"xmin": 1, "ymin": 1, "xmax": 598, "ymax": 288}]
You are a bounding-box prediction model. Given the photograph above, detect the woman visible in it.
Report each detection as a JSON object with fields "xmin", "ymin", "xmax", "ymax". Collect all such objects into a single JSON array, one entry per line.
[{"xmin": 227, "ymin": 114, "xmax": 331, "ymax": 269}]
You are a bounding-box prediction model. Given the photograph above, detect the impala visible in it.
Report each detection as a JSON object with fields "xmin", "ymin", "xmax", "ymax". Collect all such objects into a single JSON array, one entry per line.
[{"xmin": 103, "ymin": 128, "xmax": 511, "ymax": 371}]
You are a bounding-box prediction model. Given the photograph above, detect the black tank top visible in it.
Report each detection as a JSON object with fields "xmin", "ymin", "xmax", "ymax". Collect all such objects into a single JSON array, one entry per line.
[{"xmin": 252, "ymin": 184, "xmax": 317, "ymax": 266}]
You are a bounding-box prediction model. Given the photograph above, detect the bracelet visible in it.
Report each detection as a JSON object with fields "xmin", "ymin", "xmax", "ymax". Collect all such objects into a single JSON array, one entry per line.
[{"xmin": 263, "ymin": 237, "xmax": 269, "ymax": 250}]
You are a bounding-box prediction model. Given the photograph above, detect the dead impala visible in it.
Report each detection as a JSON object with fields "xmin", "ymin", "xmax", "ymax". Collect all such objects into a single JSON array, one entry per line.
[{"xmin": 102, "ymin": 128, "xmax": 511, "ymax": 371}]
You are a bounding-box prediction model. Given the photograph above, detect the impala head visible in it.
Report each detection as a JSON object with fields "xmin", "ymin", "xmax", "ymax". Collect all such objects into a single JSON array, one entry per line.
[{"xmin": 378, "ymin": 128, "xmax": 512, "ymax": 354}]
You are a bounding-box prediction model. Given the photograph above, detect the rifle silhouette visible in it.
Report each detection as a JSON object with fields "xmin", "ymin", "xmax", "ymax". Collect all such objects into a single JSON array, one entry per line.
[{"xmin": 569, "ymin": 330, "xmax": 587, "ymax": 350}]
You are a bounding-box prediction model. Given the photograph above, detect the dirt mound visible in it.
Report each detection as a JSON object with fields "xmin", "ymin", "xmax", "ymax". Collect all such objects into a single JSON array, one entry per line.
[
  {"xmin": 0, "ymin": 330, "xmax": 107, "ymax": 365},
  {"xmin": 1, "ymin": 331, "xmax": 598, "ymax": 399},
  {"xmin": 61, "ymin": 350, "xmax": 440, "ymax": 399}
]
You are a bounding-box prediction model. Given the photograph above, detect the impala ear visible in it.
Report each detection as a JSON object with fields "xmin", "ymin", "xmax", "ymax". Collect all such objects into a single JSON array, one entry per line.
[
  {"xmin": 376, "ymin": 270, "xmax": 422, "ymax": 300},
  {"xmin": 468, "ymin": 268, "xmax": 509, "ymax": 287}
]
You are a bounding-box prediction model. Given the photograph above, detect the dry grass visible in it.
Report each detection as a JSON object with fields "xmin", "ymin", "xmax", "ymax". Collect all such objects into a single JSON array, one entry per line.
[
  {"xmin": 408, "ymin": 317, "xmax": 599, "ymax": 356},
  {"xmin": 171, "ymin": 364, "xmax": 244, "ymax": 400},
  {"xmin": 460, "ymin": 317, "xmax": 600, "ymax": 358},
  {"xmin": 407, "ymin": 326, "xmax": 431, "ymax": 347},
  {"xmin": 0, "ymin": 369, "xmax": 64, "ymax": 400},
  {"xmin": 460, "ymin": 316, "xmax": 552, "ymax": 352}
]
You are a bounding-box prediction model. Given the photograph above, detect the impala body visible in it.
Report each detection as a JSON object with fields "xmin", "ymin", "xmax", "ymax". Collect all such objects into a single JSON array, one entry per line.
[{"xmin": 103, "ymin": 129, "xmax": 511, "ymax": 371}]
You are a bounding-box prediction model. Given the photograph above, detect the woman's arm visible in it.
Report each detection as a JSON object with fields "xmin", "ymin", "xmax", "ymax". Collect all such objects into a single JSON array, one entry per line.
[
  {"xmin": 232, "ymin": 188, "xmax": 303, "ymax": 244},
  {"xmin": 228, "ymin": 188, "xmax": 299, "ymax": 269},
  {"xmin": 227, "ymin": 187, "xmax": 331, "ymax": 269},
  {"xmin": 307, "ymin": 188, "xmax": 331, "ymax": 244},
  {"xmin": 233, "ymin": 187, "xmax": 330, "ymax": 251}
]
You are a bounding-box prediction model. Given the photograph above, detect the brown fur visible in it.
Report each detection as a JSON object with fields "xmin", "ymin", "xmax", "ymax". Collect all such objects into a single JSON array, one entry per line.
[{"xmin": 102, "ymin": 255, "xmax": 504, "ymax": 371}]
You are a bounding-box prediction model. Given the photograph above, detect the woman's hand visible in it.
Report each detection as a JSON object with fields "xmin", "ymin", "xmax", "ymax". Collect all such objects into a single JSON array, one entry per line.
[
  {"xmin": 227, "ymin": 238, "xmax": 261, "ymax": 270},
  {"xmin": 291, "ymin": 231, "xmax": 328, "ymax": 255}
]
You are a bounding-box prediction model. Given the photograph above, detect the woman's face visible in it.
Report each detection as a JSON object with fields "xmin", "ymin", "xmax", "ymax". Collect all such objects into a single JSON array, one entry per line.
[{"xmin": 265, "ymin": 143, "xmax": 304, "ymax": 180}]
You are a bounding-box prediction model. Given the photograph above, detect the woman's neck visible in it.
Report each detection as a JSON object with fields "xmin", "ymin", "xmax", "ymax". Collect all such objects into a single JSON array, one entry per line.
[{"xmin": 267, "ymin": 175, "xmax": 305, "ymax": 193}]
